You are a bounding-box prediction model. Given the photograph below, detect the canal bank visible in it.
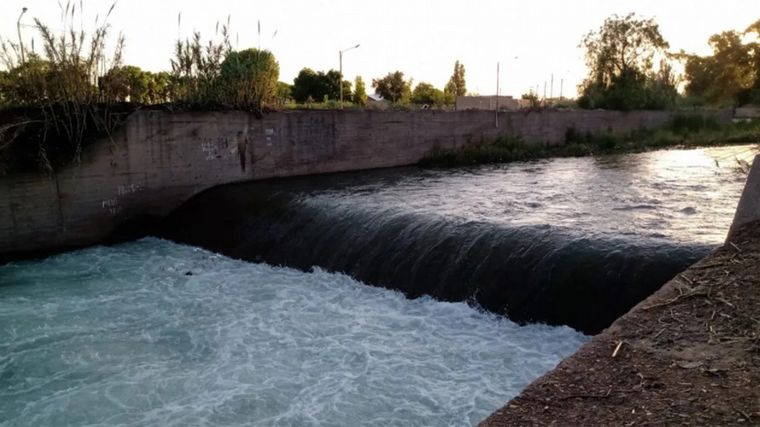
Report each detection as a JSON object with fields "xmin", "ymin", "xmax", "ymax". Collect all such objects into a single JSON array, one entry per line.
[
  {"xmin": 480, "ymin": 156, "xmax": 760, "ymax": 426},
  {"xmin": 0, "ymin": 109, "xmax": 731, "ymax": 261}
]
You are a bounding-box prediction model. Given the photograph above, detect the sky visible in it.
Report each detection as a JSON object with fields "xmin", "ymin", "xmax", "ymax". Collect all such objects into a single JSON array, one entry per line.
[{"xmin": 2, "ymin": 0, "xmax": 760, "ymax": 98}]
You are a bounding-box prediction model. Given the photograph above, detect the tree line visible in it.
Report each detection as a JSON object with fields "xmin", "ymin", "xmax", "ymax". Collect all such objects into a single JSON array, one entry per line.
[
  {"xmin": 0, "ymin": 19, "xmax": 467, "ymax": 111},
  {"xmin": 578, "ymin": 13, "xmax": 760, "ymax": 110},
  {"xmin": 2, "ymin": 6, "xmax": 759, "ymax": 114}
]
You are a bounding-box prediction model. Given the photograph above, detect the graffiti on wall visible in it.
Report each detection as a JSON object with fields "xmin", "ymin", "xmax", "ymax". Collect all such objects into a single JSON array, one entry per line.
[{"xmin": 101, "ymin": 182, "xmax": 144, "ymax": 216}]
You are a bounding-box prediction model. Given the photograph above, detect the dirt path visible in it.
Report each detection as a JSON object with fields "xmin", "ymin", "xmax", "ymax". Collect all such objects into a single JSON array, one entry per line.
[{"xmin": 480, "ymin": 221, "xmax": 760, "ymax": 426}]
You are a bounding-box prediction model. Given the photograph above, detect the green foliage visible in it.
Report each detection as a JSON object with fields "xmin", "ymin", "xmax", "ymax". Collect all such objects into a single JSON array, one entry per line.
[
  {"xmin": 0, "ymin": 1, "xmax": 126, "ymax": 173},
  {"xmin": 276, "ymin": 81, "xmax": 292, "ymax": 105},
  {"xmin": 682, "ymin": 30, "xmax": 757, "ymax": 106},
  {"xmin": 521, "ymin": 92, "xmax": 541, "ymax": 108},
  {"xmin": 169, "ymin": 19, "xmax": 232, "ymax": 106},
  {"xmin": 411, "ymin": 82, "xmax": 445, "ymax": 106},
  {"xmin": 578, "ymin": 13, "xmax": 676, "ymax": 111},
  {"xmin": 444, "ymin": 60, "xmax": 466, "ymax": 101},
  {"xmin": 421, "ymin": 116, "xmax": 760, "ymax": 168},
  {"xmin": 99, "ymin": 66, "xmax": 171, "ymax": 104},
  {"xmin": 218, "ymin": 48, "xmax": 279, "ymax": 109},
  {"xmin": 353, "ymin": 76, "xmax": 367, "ymax": 106},
  {"xmin": 291, "ymin": 68, "xmax": 343, "ymax": 103},
  {"xmin": 669, "ymin": 114, "xmax": 721, "ymax": 134},
  {"xmin": 372, "ymin": 71, "xmax": 411, "ymax": 103}
]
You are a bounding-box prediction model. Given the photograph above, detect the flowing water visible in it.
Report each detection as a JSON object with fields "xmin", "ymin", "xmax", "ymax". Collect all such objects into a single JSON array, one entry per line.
[
  {"xmin": 0, "ymin": 239, "xmax": 586, "ymax": 426},
  {"xmin": 1, "ymin": 145, "xmax": 756, "ymax": 426},
  {"xmin": 161, "ymin": 145, "xmax": 757, "ymax": 333}
]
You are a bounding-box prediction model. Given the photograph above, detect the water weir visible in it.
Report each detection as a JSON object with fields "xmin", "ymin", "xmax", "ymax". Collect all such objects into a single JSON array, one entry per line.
[{"xmin": 158, "ymin": 148, "xmax": 749, "ymax": 334}]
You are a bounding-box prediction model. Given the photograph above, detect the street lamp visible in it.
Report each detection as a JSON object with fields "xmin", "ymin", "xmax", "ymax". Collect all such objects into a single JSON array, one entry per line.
[
  {"xmin": 17, "ymin": 7, "xmax": 28, "ymax": 64},
  {"xmin": 339, "ymin": 43, "xmax": 360, "ymax": 109},
  {"xmin": 495, "ymin": 56, "xmax": 518, "ymax": 127}
]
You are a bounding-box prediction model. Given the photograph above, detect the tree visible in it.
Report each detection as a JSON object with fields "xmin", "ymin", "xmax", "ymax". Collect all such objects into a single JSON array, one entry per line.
[
  {"xmin": 276, "ymin": 81, "xmax": 292, "ymax": 105},
  {"xmin": 148, "ymin": 71, "xmax": 172, "ymax": 103},
  {"xmin": 372, "ymin": 71, "xmax": 411, "ymax": 103},
  {"xmin": 521, "ymin": 91, "xmax": 540, "ymax": 108},
  {"xmin": 353, "ymin": 76, "xmax": 367, "ymax": 106},
  {"xmin": 411, "ymin": 82, "xmax": 445, "ymax": 105},
  {"xmin": 100, "ymin": 65, "xmax": 148, "ymax": 103},
  {"xmin": 291, "ymin": 68, "xmax": 342, "ymax": 103},
  {"xmin": 682, "ymin": 30, "xmax": 757, "ymax": 106},
  {"xmin": 744, "ymin": 19, "xmax": 760, "ymax": 104},
  {"xmin": 218, "ymin": 48, "xmax": 279, "ymax": 108},
  {"xmin": 577, "ymin": 13, "xmax": 676, "ymax": 110},
  {"xmin": 341, "ymin": 79, "xmax": 352, "ymax": 103},
  {"xmin": 444, "ymin": 61, "xmax": 466, "ymax": 99}
]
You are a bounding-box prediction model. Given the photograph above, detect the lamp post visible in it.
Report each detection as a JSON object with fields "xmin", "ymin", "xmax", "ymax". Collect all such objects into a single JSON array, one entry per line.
[
  {"xmin": 17, "ymin": 7, "xmax": 27, "ymax": 65},
  {"xmin": 339, "ymin": 43, "xmax": 360, "ymax": 109},
  {"xmin": 495, "ymin": 56, "xmax": 518, "ymax": 126}
]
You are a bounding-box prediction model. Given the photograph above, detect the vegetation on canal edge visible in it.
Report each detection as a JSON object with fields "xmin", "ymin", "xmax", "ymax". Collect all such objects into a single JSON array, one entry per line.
[
  {"xmin": 418, "ymin": 115, "xmax": 760, "ymax": 168},
  {"xmin": 1, "ymin": 3, "xmax": 759, "ymax": 175}
]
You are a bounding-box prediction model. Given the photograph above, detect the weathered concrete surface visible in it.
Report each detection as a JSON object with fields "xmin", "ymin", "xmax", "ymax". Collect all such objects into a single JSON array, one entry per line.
[
  {"xmin": 728, "ymin": 154, "xmax": 760, "ymax": 240},
  {"xmin": 0, "ymin": 109, "xmax": 731, "ymax": 259},
  {"xmin": 479, "ymin": 220, "xmax": 760, "ymax": 426}
]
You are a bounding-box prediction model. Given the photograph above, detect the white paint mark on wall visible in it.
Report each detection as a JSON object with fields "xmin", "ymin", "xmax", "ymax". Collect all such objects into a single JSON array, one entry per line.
[
  {"xmin": 117, "ymin": 183, "xmax": 142, "ymax": 196},
  {"xmin": 101, "ymin": 198, "xmax": 121, "ymax": 215},
  {"xmin": 199, "ymin": 136, "xmax": 233, "ymax": 161}
]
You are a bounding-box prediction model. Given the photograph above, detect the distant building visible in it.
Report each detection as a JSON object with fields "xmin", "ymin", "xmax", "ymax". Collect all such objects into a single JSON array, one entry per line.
[{"xmin": 455, "ymin": 95, "xmax": 525, "ymax": 111}]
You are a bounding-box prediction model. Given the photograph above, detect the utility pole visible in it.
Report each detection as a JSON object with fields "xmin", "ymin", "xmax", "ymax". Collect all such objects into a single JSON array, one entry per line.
[
  {"xmin": 550, "ymin": 74, "xmax": 554, "ymax": 100},
  {"xmin": 543, "ymin": 81, "xmax": 546, "ymax": 102},
  {"xmin": 17, "ymin": 7, "xmax": 27, "ymax": 65},
  {"xmin": 495, "ymin": 62, "xmax": 499, "ymax": 128},
  {"xmin": 560, "ymin": 78, "xmax": 564, "ymax": 100},
  {"xmin": 339, "ymin": 43, "xmax": 360, "ymax": 109}
]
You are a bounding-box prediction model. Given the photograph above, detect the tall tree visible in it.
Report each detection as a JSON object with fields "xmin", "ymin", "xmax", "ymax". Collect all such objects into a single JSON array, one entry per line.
[
  {"xmin": 683, "ymin": 30, "xmax": 756, "ymax": 105},
  {"xmin": 444, "ymin": 60, "xmax": 466, "ymax": 98},
  {"xmin": 743, "ymin": 19, "xmax": 760, "ymax": 104},
  {"xmin": 577, "ymin": 13, "xmax": 676, "ymax": 110},
  {"xmin": 353, "ymin": 76, "xmax": 367, "ymax": 106},
  {"xmin": 372, "ymin": 71, "xmax": 411, "ymax": 103},
  {"xmin": 581, "ymin": 13, "xmax": 668, "ymax": 87}
]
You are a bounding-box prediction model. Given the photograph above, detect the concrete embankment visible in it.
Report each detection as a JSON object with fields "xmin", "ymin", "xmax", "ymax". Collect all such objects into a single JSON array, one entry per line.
[
  {"xmin": 1, "ymin": 109, "xmax": 728, "ymax": 260},
  {"xmin": 480, "ymin": 155, "xmax": 760, "ymax": 426}
]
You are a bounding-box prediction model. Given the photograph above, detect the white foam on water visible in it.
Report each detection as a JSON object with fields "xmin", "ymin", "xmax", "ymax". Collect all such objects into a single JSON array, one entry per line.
[{"xmin": 0, "ymin": 239, "xmax": 587, "ymax": 426}]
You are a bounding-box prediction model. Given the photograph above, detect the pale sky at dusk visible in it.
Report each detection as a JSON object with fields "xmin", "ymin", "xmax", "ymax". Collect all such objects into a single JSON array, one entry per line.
[{"xmin": 2, "ymin": 0, "xmax": 759, "ymax": 98}]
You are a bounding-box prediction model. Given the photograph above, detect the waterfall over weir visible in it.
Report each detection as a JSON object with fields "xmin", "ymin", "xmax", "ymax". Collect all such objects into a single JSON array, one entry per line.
[{"xmin": 158, "ymin": 147, "xmax": 751, "ymax": 334}]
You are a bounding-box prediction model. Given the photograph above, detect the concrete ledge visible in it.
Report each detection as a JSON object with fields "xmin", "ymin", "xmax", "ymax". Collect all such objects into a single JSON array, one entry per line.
[
  {"xmin": 479, "ymin": 220, "xmax": 760, "ymax": 426},
  {"xmin": 729, "ymin": 155, "xmax": 760, "ymax": 240}
]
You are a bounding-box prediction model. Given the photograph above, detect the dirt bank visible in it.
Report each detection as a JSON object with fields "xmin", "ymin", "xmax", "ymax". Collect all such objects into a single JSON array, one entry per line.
[{"xmin": 480, "ymin": 220, "xmax": 760, "ymax": 426}]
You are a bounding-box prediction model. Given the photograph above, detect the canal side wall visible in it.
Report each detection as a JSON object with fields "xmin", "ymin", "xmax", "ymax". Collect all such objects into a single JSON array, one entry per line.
[
  {"xmin": 0, "ymin": 109, "xmax": 731, "ymax": 258},
  {"xmin": 728, "ymin": 154, "xmax": 760, "ymax": 240}
]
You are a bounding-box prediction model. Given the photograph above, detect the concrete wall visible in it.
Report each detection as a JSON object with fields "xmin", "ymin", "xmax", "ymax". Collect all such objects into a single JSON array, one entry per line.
[
  {"xmin": 735, "ymin": 105, "xmax": 760, "ymax": 119},
  {"xmin": 728, "ymin": 154, "xmax": 760, "ymax": 240},
  {"xmin": 0, "ymin": 109, "xmax": 732, "ymax": 258},
  {"xmin": 456, "ymin": 95, "xmax": 522, "ymax": 111}
]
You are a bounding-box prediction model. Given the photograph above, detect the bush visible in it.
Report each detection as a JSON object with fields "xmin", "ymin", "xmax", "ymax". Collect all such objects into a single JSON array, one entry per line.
[{"xmin": 218, "ymin": 48, "xmax": 279, "ymax": 109}]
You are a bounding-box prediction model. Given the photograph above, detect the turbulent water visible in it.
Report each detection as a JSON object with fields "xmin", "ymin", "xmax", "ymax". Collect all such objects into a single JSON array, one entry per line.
[
  {"xmin": 0, "ymin": 239, "xmax": 586, "ymax": 426},
  {"xmin": 160, "ymin": 145, "xmax": 758, "ymax": 333}
]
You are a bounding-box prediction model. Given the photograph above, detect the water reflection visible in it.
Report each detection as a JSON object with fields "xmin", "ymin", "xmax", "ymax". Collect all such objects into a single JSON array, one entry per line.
[{"xmin": 299, "ymin": 144, "xmax": 757, "ymax": 245}]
